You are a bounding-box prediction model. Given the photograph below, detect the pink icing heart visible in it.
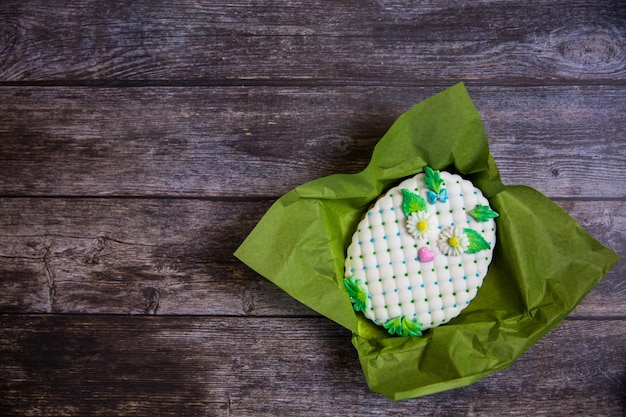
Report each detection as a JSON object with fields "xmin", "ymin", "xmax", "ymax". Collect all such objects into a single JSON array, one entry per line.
[{"xmin": 418, "ymin": 246, "xmax": 435, "ymax": 263}]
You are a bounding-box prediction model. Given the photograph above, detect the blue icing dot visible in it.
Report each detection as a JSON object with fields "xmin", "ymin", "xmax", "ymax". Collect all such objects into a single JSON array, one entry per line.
[
  {"xmin": 390, "ymin": 207, "xmax": 395, "ymax": 211},
  {"xmin": 358, "ymin": 241, "xmax": 362, "ymax": 245},
  {"xmin": 408, "ymin": 286, "xmax": 412, "ymax": 290},
  {"xmin": 367, "ymin": 211, "xmax": 372, "ymax": 216},
  {"xmin": 379, "ymin": 209, "xmax": 383, "ymax": 214},
  {"xmin": 383, "ymin": 235, "xmax": 387, "ymax": 240},
  {"xmin": 376, "ymin": 264, "xmax": 380, "ymax": 269},
  {"xmin": 394, "ymin": 288, "xmax": 398, "ymax": 292},
  {"xmin": 441, "ymin": 307, "xmax": 445, "ymax": 310},
  {"xmin": 420, "ymin": 284, "xmax": 424, "ymax": 288},
  {"xmin": 370, "ymin": 238, "xmax": 375, "ymax": 243},
  {"xmin": 434, "ymin": 281, "xmax": 438, "ymax": 285},
  {"xmin": 396, "ymin": 232, "xmax": 401, "ymax": 236},
  {"xmin": 350, "ymin": 268, "xmax": 354, "ymax": 273}
]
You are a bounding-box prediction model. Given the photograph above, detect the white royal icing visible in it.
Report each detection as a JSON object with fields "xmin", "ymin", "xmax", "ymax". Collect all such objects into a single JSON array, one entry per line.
[{"xmin": 344, "ymin": 169, "xmax": 497, "ymax": 335}]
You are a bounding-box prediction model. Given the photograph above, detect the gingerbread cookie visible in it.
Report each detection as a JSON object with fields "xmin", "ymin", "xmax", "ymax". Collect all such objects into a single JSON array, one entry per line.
[{"xmin": 344, "ymin": 167, "xmax": 498, "ymax": 336}]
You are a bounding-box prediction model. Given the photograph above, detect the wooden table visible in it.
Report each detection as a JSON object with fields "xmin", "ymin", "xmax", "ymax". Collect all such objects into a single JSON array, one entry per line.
[{"xmin": 1, "ymin": 1, "xmax": 624, "ymax": 416}]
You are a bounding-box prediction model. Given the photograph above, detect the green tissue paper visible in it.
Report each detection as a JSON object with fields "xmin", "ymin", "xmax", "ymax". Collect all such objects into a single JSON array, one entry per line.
[{"xmin": 234, "ymin": 83, "xmax": 619, "ymax": 400}]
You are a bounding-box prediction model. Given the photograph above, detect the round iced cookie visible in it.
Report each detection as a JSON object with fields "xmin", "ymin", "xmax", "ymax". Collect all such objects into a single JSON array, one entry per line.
[{"xmin": 343, "ymin": 167, "xmax": 498, "ymax": 337}]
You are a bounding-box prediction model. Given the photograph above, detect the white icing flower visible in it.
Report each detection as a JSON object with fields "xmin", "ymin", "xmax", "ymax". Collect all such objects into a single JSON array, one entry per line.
[
  {"xmin": 437, "ymin": 226, "xmax": 469, "ymax": 256},
  {"xmin": 406, "ymin": 211, "xmax": 435, "ymax": 241}
]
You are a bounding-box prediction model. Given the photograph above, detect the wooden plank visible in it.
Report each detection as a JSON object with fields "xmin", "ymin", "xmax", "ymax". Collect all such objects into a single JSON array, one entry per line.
[
  {"xmin": 0, "ymin": 198, "xmax": 311, "ymax": 316},
  {"xmin": 0, "ymin": 315, "xmax": 623, "ymax": 416},
  {"xmin": 0, "ymin": 198, "xmax": 622, "ymax": 316},
  {"xmin": 0, "ymin": 85, "xmax": 624, "ymax": 198},
  {"xmin": 0, "ymin": 1, "xmax": 623, "ymax": 83}
]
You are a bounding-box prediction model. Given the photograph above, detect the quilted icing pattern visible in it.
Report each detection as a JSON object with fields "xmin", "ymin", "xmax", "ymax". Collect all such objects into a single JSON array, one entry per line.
[{"xmin": 344, "ymin": 170, "xmax": 497, "ymax": 336}]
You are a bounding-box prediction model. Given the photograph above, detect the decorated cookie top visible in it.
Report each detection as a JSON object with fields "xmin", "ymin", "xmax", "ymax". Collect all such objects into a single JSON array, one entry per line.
[{"xmin": 343, "ymin": 167, "xmax": 498, "ymax": 337}]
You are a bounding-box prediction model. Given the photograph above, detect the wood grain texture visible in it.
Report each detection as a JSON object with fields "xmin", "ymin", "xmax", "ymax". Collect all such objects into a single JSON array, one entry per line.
[
  {"xmin": 0, "ymin": 0, "xmax": 624, "ymax": 83},
  {"xmin": 0, "ymin": 0, "xmax": 624, "ymax": 415},
  {"xmin": 0, "ymin": 85, "xmax": 624, "ymax": 198},
  {"xmin": 0, "ymin": 315, "xmax": 624, "ymax": 417},
  {"xmin": 0, "ymin": 198, "xmax": 622, "ymax": 316}
]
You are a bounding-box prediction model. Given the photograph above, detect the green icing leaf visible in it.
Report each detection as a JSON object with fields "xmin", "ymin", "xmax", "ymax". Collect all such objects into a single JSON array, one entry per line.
[
  {"xmin": 401, "ymin": 188, "xmax": 427, "ymax": 216},
  {"xmin": 400, "ymin": 316, "xmax": 423, "ymax": 337},
  {"xmin": 463, "ymin": 228, "xmax": 491, "ymax": 254},
  {"xmin": 424, "ymin": 166, "xmax": 444, "ymax": 194},
  {"xmin": 343, "ymin": 277, "xmax": 370, "ymax": 312},
  {"xmin": 383, "ymin": 315, "xmax": 423, "ymax": 337},
  {"xmin": 469, "ymin": 205, "xmax": 499, "ymax": 222}
]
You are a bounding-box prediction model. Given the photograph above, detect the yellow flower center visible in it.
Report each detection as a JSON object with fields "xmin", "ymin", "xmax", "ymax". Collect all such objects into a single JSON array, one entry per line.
[
  {"xmin": 417, "ymin": 220, "xmax": 428, "ymax": 231},
  {"xmin": 448, "ymin": 236, "xmax": 460, "ymax": 247}
]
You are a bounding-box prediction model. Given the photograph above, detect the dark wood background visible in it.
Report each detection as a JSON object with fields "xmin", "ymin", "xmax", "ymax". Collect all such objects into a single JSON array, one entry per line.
[{"xmin": 1, "ymin": 1, "xmax": 624, "ymax": 415}]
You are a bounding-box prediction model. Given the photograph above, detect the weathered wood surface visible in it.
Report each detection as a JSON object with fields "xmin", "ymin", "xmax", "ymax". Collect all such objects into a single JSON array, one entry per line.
[
  {"xmin": 0, "ymin": 0, "xmax": 624, "ymax": 83},
  {"xmin": 0, "ymin": 0, "xmax": 624, "ymax": 416},
  {"xmin": 0, "ymin": 316, "xmax": 624, "ymax": 417},
  {"xmin": 0, "ymin": 85, "xmax": 624, "ymax": 198},
  {"xmin": 0, "ymin": 198, "xmax": 623, "ymax": 317}
]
